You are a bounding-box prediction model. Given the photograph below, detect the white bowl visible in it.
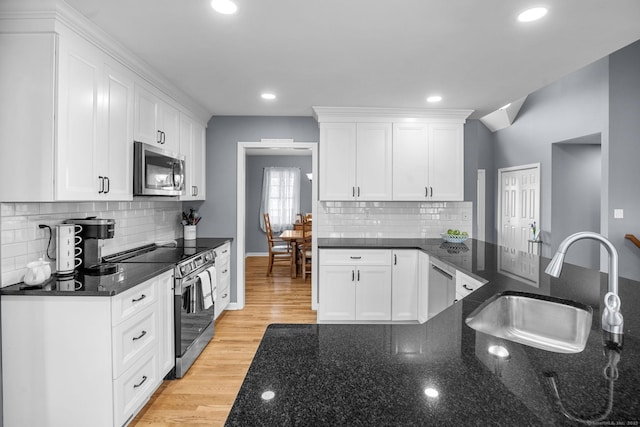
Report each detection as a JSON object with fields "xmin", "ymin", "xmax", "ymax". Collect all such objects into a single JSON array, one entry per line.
[{"xmin": 440, "ymin": 233, "xmax": 469, "ymax": 243}]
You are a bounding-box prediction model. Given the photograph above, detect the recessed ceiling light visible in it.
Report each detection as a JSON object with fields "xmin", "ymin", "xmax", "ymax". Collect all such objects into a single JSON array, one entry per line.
[
  {"xmin": 211, "ymin": 0, "xmax": 237, "ymax": 15},
  {"xmin": 517, "ymin": 7, "xmax": 548, "ymax": 22},
  {"xmin": 427, "ymin": 95, "xmax": 442, "ymax": 103},
  {"xmin": 424, "ymin": 387, "xmax": 439, "ymax": 398},
  {"xmin": 261, "ymin": 93, "xmax": 276, "ymax": 100}
]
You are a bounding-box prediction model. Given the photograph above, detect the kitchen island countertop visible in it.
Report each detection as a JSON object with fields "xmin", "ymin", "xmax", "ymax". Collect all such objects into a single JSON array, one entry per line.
[{"xmin": 226, "ymin": 238, "xmax": 640, "ymax": 426}]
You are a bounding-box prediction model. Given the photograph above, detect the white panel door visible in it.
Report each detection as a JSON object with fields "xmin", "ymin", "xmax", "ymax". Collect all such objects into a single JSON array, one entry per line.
[
  {"xmin": 428, "ymin": 124, "xmax": 464, "ymax": 201},
  {"xmin": 392, "ymin": 123, "xmax": 429, "ymax": 200},
  {"xmin": 356, "ymin": 122, "xmax": 392, "ymax": 200},
  {"xmin": 391, "ymin": 250, "xmax": 419, "ymax": 321},
  {"xmin": 355, "ymin": 265, "xmax": 392, "ymax": 321},
  {"xmin": 101, "ymin": 61, "xmax": 133, "ymax": 200},
  {"xmin": 319, "ymin": 123, "xmax": 357, "ymax": 200},
  {"xmin": 56, "ymin": 32, "xmax": 101, "ymax": 200},
  {"xmin": 318, "ymin": 265, "xmax": 356, "ymax": 320},
  {"xmin": 499, "ymin": 166, "xmax": 540, "ymax": 252}
]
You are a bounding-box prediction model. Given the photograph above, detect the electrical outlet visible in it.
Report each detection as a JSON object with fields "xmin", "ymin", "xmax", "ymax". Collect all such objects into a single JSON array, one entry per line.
[{"xmin": 614, "ymin": 209, "xmax": 624, "ymax": 219}]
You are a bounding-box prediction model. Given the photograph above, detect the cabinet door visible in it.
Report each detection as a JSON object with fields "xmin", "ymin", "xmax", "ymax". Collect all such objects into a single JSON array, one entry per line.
[
  {"xmin": 392, "ymin": 123, "xmax": 429, "ymax": 200},
  {"xmin": 355, "ymin": 265, "xmax": 391, "ymax": 321},
  {"xmin": 134, "ymin": 84, "xmax": 159, "ymax": 145},
  {"xmin": 101, "ymin": 61, "xmax": 133, "ymax": 200},
  {"xmin": 429, "ymin": 124, "xmax": 464, "ymax": 201},
  {"xmin": 157, "ymin": 270, "xmax": 175, "ymax": 376},
  {"xmin": 319, "ymin": 123, "xmax": 356, "ymax": 200},
  {"xmin": 356, "ymin": 123, "xmax": 392, "ymax": 200},
  {"xmin": 160, "ymin": 100, "xmax": 180, "ymax": 153},
  {"xmin": 56, "ymin": 30, "xmax": 102, "ymax": 200},
  {"xmin": 179, "ymin": 114, "xmax": 206, "ymax": 201},
  {"xmin": 417, "ymin": 251, "xmax": 430, "ymax": 323},
  {"xmin": 318, "ymin": 265, "xmax": 356, "ymax": 321},
  {"xmin": 192, "ymin": 121, "xmax": 206, "ymax": 200},
  {"xmin": 391, "ymin": 250, "xmax": 418, "ymax": 321}
]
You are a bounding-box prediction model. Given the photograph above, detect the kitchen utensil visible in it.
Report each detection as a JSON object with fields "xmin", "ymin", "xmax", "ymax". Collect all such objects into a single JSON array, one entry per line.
[{"xmin": 24, "ymin": 258, "xmax": 51, "ymax": 285}]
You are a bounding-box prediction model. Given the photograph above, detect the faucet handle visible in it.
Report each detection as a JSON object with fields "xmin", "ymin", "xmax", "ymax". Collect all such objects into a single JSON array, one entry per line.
[{"xmin": 603, "ymin": 292, "xmax": 624, "ymax": 335}]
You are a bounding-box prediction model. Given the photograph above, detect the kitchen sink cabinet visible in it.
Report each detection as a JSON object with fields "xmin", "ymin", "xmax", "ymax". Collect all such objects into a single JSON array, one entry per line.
[
  {"xmin": 134, "ymin": 83, "xmax": 181, "ymax": 153},
  {"xmin": 455, "ymin": 269, "xmax": 487, "ymax": 301},
  {"xmin": 1, "ymin": 270, "xmax": 174, "ymax": 427},
  {"xmin": 392, "ymin": 122, "xmax": 464, "ymax": 201},
  {"xmin": 180, "ymin": 113, "xmax": 207, "ymax": 201},
  {"xmin": 318, "ymin": 249, "xmax": 392, "ymax": 322},
  {"xmin": 319, "ymin": 122, "xmax": 392, "ymax": 201},
  {"xmin": 391, "ymin": 249, "xmax": 419, "ymax": 321}
]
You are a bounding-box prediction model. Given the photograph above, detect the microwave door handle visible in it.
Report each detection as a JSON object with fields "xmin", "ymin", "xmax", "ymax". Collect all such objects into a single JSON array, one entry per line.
[{"xmin": 173, "ymin": 161, "xmax": 184, "ymax": 190}]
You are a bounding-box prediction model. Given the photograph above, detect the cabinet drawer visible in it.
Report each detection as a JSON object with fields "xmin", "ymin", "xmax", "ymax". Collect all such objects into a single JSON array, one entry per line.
[
  {"xmin": 214, "ymin": 242, "xmax": 231, "ymax": 261},
  {"xmin": 320, "ymin": 249, "xmax": 391, "ymax": 266},
  {"xmin": 455, "ymin": 271, "xmax": 486, "ymax": 299},
  {"xmin": 112, "ymin": 306, "xmax": 158, "ymax": 378},
  {"xmin": 113, "ymin": 348, "xmax": 159, "ymax": 427},
  {"xmin": 111, "ymin": 278, "xmax": 158, "ymax": 325}
]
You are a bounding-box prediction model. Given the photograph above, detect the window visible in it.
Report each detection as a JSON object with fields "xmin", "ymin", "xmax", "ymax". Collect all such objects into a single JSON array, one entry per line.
[{"xmin": 260, "ymin": 167, "xmax": 300, "ymax": 233}]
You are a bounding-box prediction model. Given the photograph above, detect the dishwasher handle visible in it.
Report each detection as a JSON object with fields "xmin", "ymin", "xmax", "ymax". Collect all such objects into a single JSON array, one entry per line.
[{"xmin": 431, "ymin": 264, "xmax": 453, "ymax": 281}]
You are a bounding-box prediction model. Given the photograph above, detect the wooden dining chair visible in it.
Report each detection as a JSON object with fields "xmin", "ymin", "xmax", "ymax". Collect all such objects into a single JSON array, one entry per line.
[
  {"xmin": 298, "ymin": 216, "xmax": 312, "ymax": 280},
  {"xmin": 263, "ymin": 212, "xmax": 292, "ymax": 275}
]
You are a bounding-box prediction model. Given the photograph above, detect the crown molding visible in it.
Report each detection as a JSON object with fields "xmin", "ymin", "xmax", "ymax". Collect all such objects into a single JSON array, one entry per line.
[{"xmin": 312, "ymin": 106, "xmax": 473, "ymax": 124}]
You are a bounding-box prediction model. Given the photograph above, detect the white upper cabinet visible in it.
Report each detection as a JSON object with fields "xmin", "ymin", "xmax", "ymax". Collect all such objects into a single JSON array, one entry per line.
[
  {"xmin": 0, "ymin": 7, "xmax": 209, "ymax": 202},
  {"xmin": 319, "ymin": 123, "xmax": 357, "ymax": 200},
  {"xmin": 319, "ymin": 122, "xmax": 392, "ymax": 201},
  {"xmin": 179, "ymin": 113, "xmax": 206, "ymax": 201},
  {"xmin": 313, "ymin": 107, "xmax": 471, "ymax": 202},
  {"xmin": 134, "ymin": 84, "xmax": 181, "ymax": 153}
]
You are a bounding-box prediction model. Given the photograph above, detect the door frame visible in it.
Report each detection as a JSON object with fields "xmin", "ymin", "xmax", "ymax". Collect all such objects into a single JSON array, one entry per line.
[
  {"xmin": 497, "ymin": 163, "xmax": 541, "ymax": 249},
  {"xmin": 235, "ymin": 141, "xmax": 318, "ymax": 311}
]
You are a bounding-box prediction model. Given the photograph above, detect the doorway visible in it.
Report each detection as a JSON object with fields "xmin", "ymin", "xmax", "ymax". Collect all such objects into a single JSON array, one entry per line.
[
  {"xmin": 551, "ymin": 138, "xmax": 601, "ymax": 269},
  {"xmin": 236, "ymin": 141, "xmax": 318, "ymax": 311}
]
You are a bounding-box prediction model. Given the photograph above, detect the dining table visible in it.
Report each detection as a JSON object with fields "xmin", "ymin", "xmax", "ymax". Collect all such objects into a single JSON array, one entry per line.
[{"xmin": 279, "ymin": 229, "xmax": 312, "ymax": 278}]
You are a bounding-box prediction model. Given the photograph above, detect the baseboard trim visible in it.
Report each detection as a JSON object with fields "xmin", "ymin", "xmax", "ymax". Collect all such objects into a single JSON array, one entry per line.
[{"xmin": 245, "ymin": 252, "xmax": 268, "ymax": 257}]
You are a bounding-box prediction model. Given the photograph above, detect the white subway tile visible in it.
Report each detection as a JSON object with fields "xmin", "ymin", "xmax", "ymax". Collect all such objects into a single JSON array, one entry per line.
[{"xmin": 1, "ymin": 203, "xmax": 15, "ymax": 217}]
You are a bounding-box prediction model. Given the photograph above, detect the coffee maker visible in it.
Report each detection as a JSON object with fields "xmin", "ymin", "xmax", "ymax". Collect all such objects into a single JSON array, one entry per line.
[{"xmin": 64, "ymin": 217, "xmax": 117, "ymax": 275}]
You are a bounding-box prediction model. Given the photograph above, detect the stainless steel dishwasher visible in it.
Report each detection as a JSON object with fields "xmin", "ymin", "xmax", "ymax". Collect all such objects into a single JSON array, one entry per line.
[{"xmin": 428, "ymin": 258, "xmax": 456, "ymax": 319}]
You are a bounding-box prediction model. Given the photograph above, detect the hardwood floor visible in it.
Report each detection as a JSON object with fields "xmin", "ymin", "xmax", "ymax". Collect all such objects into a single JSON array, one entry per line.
[{"xmin": 131, "ymin": 256, "xmax": 316, "ymax": 426}]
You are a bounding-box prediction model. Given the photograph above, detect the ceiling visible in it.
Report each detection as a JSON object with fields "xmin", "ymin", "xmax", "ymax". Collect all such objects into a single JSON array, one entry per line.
[{"xmin": 63, "ymin": 0, "xmax": 640, "ymax": 119}]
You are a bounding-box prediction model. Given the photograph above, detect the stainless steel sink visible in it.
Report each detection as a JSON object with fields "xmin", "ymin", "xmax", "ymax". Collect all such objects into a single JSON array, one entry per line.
[{"xmin": 465, "ymin": 291, "xmax": 593, "ymax": 353}]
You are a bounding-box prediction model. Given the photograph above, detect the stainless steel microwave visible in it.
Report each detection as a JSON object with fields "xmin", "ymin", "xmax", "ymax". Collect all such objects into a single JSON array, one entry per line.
[{"xmin": 134, "ymin": 141, "xmax": 185, "ymax": 196}]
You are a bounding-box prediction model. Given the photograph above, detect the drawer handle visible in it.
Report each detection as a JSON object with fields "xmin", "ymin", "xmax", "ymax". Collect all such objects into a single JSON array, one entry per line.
[
  {"xmin": 462, "ymin": 284, "xmax": 475, "ymax": 291},
  {"xmin": 132, "ymin": 330, "xmax": 147, "ymax": 341},
  {"xmin": 223, "ymin": 269, "xmax": 228, "ymax": 274},
  {"xmin": 349, "ymin": 256, "xmax": 361, "ymax": 260},
  {"xmin": 132, "ymin": 294, "xmax": 146, "ymax": 303},
  {"xmin": 222, "ymin": 293, "xmax": 228, "ymax": 298},
  {"xmin": 133, "ymin": 375, "xmax": 148, "ymax": 389}
]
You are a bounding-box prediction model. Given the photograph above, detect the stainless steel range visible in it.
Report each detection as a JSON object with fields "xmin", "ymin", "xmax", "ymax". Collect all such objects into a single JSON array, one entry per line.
[{"xmin": 106, "ymin": 243, "xmax": 217, "ymax": 378}]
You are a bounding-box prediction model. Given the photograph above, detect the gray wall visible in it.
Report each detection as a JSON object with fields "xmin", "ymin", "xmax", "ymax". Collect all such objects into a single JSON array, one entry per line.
[
  {"xmin": 492, "ymin": 56, "xmax": 610, "ymax": 258},
  {"xmin": 197, "ymin": 116, "xmax": 319, "ymax": 303},
  {"xmin": 609, "ymin": 39, "xmax": 640, "ymax": 280},
  {"xmin": 551, "ymin": 141, "xmax": 602, "ymax": 269},
  {"xmin": 245, "ymin": 155, "xmax": 313, "ymax": 253},
  {"xmin": 464, "ymin": 119, "xmax": 496, "ymax": 242}
]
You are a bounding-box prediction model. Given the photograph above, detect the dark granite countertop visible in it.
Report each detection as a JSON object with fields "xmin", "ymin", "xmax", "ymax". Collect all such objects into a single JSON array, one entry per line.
[
  {"xmin": 0, "ymin": 237, "xmax": 232, "ymax": 297},
  {"xmin": 226, "ymin": 239, "xmax": 640, "ymax": 426}
]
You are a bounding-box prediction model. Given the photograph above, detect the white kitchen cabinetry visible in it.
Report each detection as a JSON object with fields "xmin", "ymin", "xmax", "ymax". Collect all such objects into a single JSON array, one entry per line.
[
  {"xmin": 318, "ymin": 249, "xmax": 392, "ymax": 322},
  {"xmin": 180, "ymin": 113, "xmax": 207, "ymax": 200},
  {"xmin": 134, "ymin": 83, "xmax": 180, "ymax": 153},
  {"xmin": 417, "ymin": 251, "xmax": 430, "ymax": 323},
  {"xmin": 214, "ymin": 241, "xmax": 231, "ymax": 319},
  {"xmin": 455, "ymin": 270, "xmax": 487, "ymax": 302},
  {"xmin": 1, "ymin": 270, "xmax": 174, "ymax": 427},
  {"xmin": 319, "ymin": 122, "xmax": 392, "ymax": 201},
  {"xmin": 391, "ymin": 250, "xmax": 419, "ymax": 321},
  {"xmin": 392, "ymin": 123, "xmax": 464, "ymax": 201}
]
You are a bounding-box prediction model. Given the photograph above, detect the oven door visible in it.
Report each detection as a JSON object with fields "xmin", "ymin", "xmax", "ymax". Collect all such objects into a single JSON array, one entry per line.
[
  {"xmin": 173, "ymin": 273, "xmax": 214, "ymax": 378},
  {"xmin": 134, "ymin": 141, "xmax": 185, "ymax": 196}
]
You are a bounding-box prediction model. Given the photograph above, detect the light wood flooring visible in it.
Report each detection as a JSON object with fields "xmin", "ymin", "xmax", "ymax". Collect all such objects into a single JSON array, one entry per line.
[{"xmin": 130, "ymin": 256, "xmax": 316, "ymax": 426}]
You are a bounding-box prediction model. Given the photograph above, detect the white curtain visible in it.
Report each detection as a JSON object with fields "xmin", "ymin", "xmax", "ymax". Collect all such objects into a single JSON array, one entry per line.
[{"xmin": 259, "ymin": 167, "xmax": 301, "ymax": 233}]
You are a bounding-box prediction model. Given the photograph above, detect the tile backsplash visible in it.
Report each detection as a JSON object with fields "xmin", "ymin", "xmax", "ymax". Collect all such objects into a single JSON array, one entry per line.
[
  {"xmin": 1, "ymin": 201, "xmax": 183, "ymax": 287},
  {"xmin": 316, "ymin": 201, "xmax": 472, "ymax": 238}
]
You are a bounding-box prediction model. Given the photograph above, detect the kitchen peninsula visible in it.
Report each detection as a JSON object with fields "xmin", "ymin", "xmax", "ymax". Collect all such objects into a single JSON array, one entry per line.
[{"xmin": 226, "ymin": 239, "xmax": 640, "ymax": 425}]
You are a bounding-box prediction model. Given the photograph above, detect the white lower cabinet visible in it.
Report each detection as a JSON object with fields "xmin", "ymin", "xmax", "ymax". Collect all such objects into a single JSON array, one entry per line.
[
  {"xmin": 214, "ymin": 242, "xmax": 231, "ymax": 319},
  {"xmin": 1, "ymin": 270, "xmax": 174, "ymax": 427},
  {"xmin": 391, "ymin": 250, "xmax": 419, "ymax": 321},
  {"xmin": 455, "ymin": 270, "xmax": 487, "ymax": 302},
  {"xmin": 318, "ymin": 249, "xmax": 392, "ymax": 322}
]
